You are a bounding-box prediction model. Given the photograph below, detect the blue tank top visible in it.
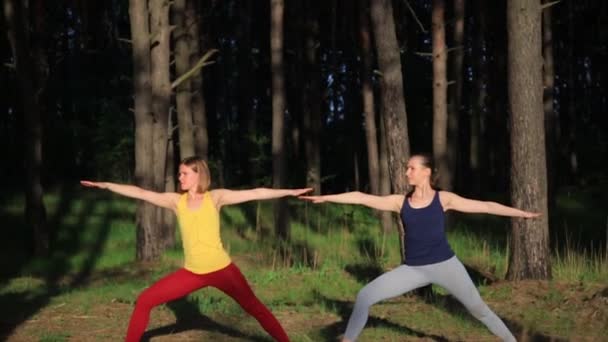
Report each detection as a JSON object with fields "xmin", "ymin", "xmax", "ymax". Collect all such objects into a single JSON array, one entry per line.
[{"xmin": 401, "ymin": 191, "xmax": 455, "ymax": 266}]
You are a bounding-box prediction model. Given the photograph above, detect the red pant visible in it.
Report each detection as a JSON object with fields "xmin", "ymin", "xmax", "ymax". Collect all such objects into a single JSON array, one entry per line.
[{"xmin": 125, "ymin": 263, "xmax": 289, "ymax": 342}]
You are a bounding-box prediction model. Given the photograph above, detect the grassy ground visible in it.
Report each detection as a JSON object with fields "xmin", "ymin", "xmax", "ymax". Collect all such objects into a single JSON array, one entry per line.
[{"xmin": 1, "ymin": 186, "xmax": 607, "ymax": 341}]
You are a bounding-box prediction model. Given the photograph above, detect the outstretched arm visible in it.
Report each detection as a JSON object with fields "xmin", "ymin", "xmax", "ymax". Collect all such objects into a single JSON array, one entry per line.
[
  {"xmin": 299, "ymin": 192, "xmax": 404, "ymax": 213},
  {"xmin": 440, "ymin": 191, "xmax": 540, "ymax": 218},
  {"xmin": 212, "ymin": 187, "xmax": 313, "ymax": 209},
  {"xmin": 80, "ymin": 181, "xmax": 180, "ymax": 211}
]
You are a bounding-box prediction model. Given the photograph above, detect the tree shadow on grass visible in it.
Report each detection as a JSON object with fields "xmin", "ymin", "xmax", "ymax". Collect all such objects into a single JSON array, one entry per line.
[
  {"xmin": 0, "ymin": 185, "xmax": 119, "ymax": 339},
  {"xmin": 142, "ymin": 297, "xmax": 270, "ymax": 342},
  {"xmin": 312, "ymin": 291, "xmax": 450, "ymax": 341}
]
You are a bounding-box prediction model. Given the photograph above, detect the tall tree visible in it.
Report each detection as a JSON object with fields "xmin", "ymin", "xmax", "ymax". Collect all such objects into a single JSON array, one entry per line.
[
  {"xmin": 370, "ymin": 0, "xmax": 411, "ymax": 261},
  {"xmin": 149, "ymin": 0, "xmax": 172, "ymax": 252},
  {"xmin": 302, "ymin": 2, "xmax": 322, "ymax": 194},
  {"xmin": 432, "ymin": 0, "xmax": 450, "ymax": 191},
  {"xmin": 542, "ymin": 0, "xmax": 557, "ymax": 216},
  {"xmin": 189, "ymin": 0, "xmax": 209, "ymax": 160},
  {"xmin": 271, "ymin": 0, "xmax": 289, "ymax": 240},
  {"xmin": 506, "ymin": 0, "xmax": 551, "ymax": 280},
  {"xmin": 129, "ymin": 0, "xmax": 161, "ymax": 261},
  {"xmin": 448, "ymin": 0, "xmax": 465, "ymax": 190},
  {"xmin": 358, "ymin": 0, "xmax": 380, "ymax": 196},
  {"xmin": 173, "ymin": 0, "xmax": 195, "ymax": 159},
  {"xmin": 4, "ymin": 0, "xmax": 48, "ymax": 256}
]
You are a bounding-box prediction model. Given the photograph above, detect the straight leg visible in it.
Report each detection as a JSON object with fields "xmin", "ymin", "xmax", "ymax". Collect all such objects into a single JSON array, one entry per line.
[{"xmin": 210, "ymin": 263, "xmax": 290, "ymax": 342}]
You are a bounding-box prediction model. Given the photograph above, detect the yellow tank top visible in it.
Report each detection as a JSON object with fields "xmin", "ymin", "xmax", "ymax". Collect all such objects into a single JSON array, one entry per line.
[{"xmin": 176, "ymin": 192, "xmax": 231, "ymax": 274}]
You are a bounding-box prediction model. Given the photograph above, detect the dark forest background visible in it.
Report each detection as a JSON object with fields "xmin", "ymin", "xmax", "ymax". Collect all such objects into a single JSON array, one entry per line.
[{"xmin": 2, "ymin": 0, "xmax": 607, "ymax": 275}]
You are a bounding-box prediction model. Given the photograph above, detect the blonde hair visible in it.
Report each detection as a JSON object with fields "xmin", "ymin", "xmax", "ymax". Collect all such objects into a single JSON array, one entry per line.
[{"xmin": 181, "ymin": 156, "xmax": 211, "ymax": 193}]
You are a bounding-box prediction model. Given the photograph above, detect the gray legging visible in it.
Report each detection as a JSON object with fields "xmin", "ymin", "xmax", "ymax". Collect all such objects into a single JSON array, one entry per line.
[{"xmin": 344, "ymin": 256, "xmax": 516, "ymax": 341}]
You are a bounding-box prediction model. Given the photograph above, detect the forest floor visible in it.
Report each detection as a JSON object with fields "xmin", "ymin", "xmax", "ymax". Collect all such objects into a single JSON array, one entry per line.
[{"xmin": 2, "ymin": 255, "xmax": 607, "ymax": 342}]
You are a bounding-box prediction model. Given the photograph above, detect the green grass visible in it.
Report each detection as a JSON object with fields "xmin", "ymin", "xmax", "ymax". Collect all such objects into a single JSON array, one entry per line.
[{"xmin": 1, "ymin": 186, "xmax": 607, "ymax": 341}]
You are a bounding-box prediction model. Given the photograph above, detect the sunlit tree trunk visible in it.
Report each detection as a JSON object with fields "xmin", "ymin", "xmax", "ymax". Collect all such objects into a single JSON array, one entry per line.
[
  {"xmin": 271, "ymin": 0, "xmax": 289, "ymax": 241},
  {"xmin": 506, "ymin": 0, "xmax": 551, "ymax": 280},
  {"xmin": 4, "ymin": 0, "xmax": 49, "ymax": 256},
  {"xmin": 129, "ymin": 0, "xmax": 159, "ymax": 261},
  {"xmin": 432, "ymin": 0, "xmax": 450, "ymax": 191},
  {"xmin": 150, "ymin": 0, "xmax": 172, "ymax": 254},
  {"xmin": 370, "ymin": 0, "xmax": 411, "ymax": 262},
  {"xmin": 173, "ymin": 0, "xmax": 195, "ymax": 159}
]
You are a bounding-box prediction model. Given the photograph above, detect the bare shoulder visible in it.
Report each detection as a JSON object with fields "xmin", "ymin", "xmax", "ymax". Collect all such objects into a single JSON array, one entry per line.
[
  {"xmin": 438, "ymin": 191, "xmax": 457, "ymax": 209},
  {"xmin": 387, "ymin": 194, "xmax": 406, "ymax": 212},
  {"xmin": 209, "ymin": 189, "xmax": 226, "ymax": 208}
]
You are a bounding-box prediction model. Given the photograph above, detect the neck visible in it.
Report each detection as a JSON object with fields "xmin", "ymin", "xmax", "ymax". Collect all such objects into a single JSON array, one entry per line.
[
  {"xmin": 412, "ymin": 183, "xmax": 433, "ymax": 198},
  {"xmin": 188, "ymin": 189, "xmax": 201, "ymax": 199}
]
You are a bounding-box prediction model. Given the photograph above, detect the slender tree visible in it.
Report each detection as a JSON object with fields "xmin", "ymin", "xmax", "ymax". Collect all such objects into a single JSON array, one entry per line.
[
  {"xmin": 432, "ymin": 0, "xmax": 450, "ymax": 191},
  {"xmin": 448, "ymin": 0, "xmax": 465, "ymax": 190},
  {"xmin": 129, "ymin": 0, "xmax": 160, "ymax": 261},
  {"xmin": 506, "ymin": 0, "xmax": 551, "ymax": 280},
  {"xmin": 173, "ymin": 0, "xmax": 195, "ymax": 159},
  {"xmin": 271, "ymin": 0, "xmax": 289, "ymax": 240},
  {"xmin": 4, "ymin": 0, "xmax": 48, "ymax": 256},
  {"xmin": 542, "ymin": 0, "xmax": 557, "ymax": 216},
  {"xmin": 302, "ymin": 2, "xmax": 322, "ymax": 194},
  {"xmin": 369, "ymin": 0, "xmax": 411, "ymax": 261},
  {"xmin": 189, "ymin": 0, "xmax": 209, "ymax": 160}
]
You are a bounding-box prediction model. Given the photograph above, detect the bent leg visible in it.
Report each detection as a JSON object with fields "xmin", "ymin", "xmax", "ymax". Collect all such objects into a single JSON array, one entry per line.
[
  {"xmin": 211, "ymin": 263, "xmax": 289, "ymax": 342},
  {"xmin": 432, "ymin": 257, "xmax": 516, "ymax": 342},
  {"xmin": 125, "ymin": 269, "xmax": 208, "ymax": 342},
  {"xmin": 344, "ymin": 265, "xmax": 430, "ymax": 341}
]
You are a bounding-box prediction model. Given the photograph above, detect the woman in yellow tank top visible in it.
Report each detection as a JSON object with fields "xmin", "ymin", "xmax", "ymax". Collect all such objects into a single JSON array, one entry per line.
[{"xmin": 81, "ymin": 156, "xmax": 311, "ymax": 342}]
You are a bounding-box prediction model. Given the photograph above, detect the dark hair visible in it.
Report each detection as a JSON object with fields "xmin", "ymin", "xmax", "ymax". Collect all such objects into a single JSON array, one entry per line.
[
  {"xmin": 180, "ymin": 156, "xmax": 211, "ymax": 193},
  {"xmin": 405, "ymin": 153, "xmax": 440, "ymax": 198}
]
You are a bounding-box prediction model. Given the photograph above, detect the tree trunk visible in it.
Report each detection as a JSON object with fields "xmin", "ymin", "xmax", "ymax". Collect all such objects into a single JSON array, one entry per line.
[
  {"xmin": 150, "ymin": 0, "xmax": 172, "ymax": 253},
  {"xmin": 358, "ymin": 0, "xmax": 380, "ymax": 196},
  {"xmin": 379, "ymin": 112, "xmax": 393, "ymax": 234},
  {"xmin": 129, "ymin": 0, "xmax": 159, "ymax": 261},
  {"xmin": 173, "ymin": 0, "xmax": 195, "ymax": 159},
  {"xmin": 542, "ymin": 0, "xmax": 557, "ymax": 219},
  {"xmin": 370, "ymin": 0, "xmax": 411, "ymax": 262},
  {"xmin": 449, "ymin": 0, "xmax": 465, "ymax": 191},
  {"xmin": 163, "ymin": 113, "xmax": 177, "ymax": 248},
  {"xmin": 4, "ymin": 0, "xmax": 49, "ymax": 256},
  {"xmin": 432, "ymin": 0, "xmax": 450, "ymax": 191},
  {"xmin": 506, "ymin": 0, "xmax": 551, "ymax": 280},
  {"xmin": 302, "ymin": 3, "xmax": 322, "ymax": 194},
  {"xmin": 271, "ymin": 0, "xmax": 289, "ymax": 241},
  {"xmin": 189, "ymin": 0, "xmax": 208, "ymax": 160},
  {"xmin": 470, "ymin": 0, "xmax": 488, "ymax": 196}
]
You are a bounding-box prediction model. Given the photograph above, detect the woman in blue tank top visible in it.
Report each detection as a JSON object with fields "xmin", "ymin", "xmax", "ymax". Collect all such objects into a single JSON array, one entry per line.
[{"xmin": 300, "ymin": 153, "xmax": 539, "ymax": 342}]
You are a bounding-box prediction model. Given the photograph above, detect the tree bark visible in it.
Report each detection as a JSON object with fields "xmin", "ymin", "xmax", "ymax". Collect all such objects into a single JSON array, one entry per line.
[
  {"xmin": 506, "ymin": 0, "xmax": 551, "ymax": 280},
  {"xmin": 448, "ymin": 0, "xmax": 465, "ymax": 191},
  {"xmin": 130, "ymin": 0, "xmax": 159, "ymax": 261},
  {"xmin": 302, "ymin": 3, "xmax": 322, "ymax": 194},
  {"xmin": 188, "ymin": 0, "xmax": 209, "ymax": 160},
  {"xmin": 358, "ymin": 0, "xmax": 380, "ymax": 196},
  {"xmin": 542, "ymin": 0, "xmax": 557, "ymax": 218},
  {"xmin": 4, "ymin": 0, "xmax": 49, "ymax": 256},
  {"xmin": 173, "ymin": 0, "xmax": 195, "ymax": 159},
  {"xmin": 370, "ymin": 0, "xmax": 411, "ymax": 262},
  {"xmin": 271, "ymin": 0, "xmax": 289, "ymax": 241},
  {"xmin": 432, "ymin": 0, "xmax": 450, "ymax": 191}
]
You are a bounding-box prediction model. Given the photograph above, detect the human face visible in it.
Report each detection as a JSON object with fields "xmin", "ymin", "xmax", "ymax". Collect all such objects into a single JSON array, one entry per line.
[
  {"xmin": 178, "ymin": 164, "xmax": 199, "ymax": 192},
  {"xmin": 405, "ymin": 156, "xmax": 431, "ymax": 186}
]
